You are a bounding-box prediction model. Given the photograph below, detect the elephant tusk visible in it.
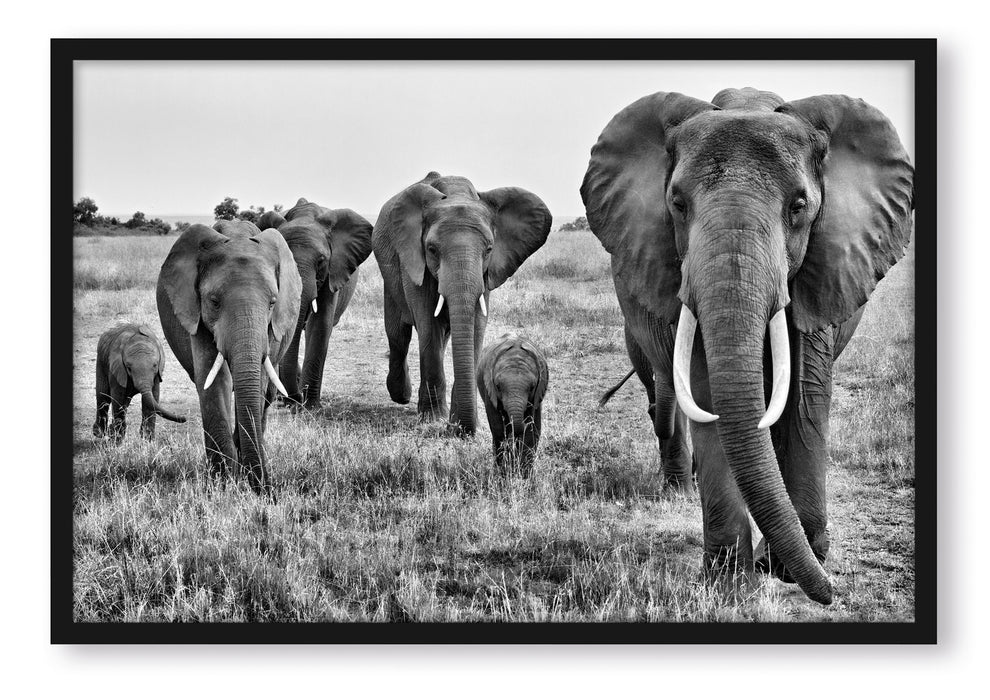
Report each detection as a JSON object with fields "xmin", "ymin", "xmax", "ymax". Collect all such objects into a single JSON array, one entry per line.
[
  {"xmin": 757, "ymin": 309, "xmax": 791, "ymax": 430},
  {"xmin": 263, "ymin": 356, "xmax": 289, "ymax": 397},
  {"xmin": 434, "ymin": 294, "xmax": 445, "ymax": 317},
  {"xmin": 312, "ymin": 299, "xmax": 318, "ymax": 314},
  {"xmin": 203, "ymin": 352, "xmax": 225, "ymax": 390},
  {"xmin": 479, "ymin": 295, "xmax": 487, "ymax": 317},
  {"xmin": 673, "ymin": 305, "xmax": 719, "ymax": 424}
]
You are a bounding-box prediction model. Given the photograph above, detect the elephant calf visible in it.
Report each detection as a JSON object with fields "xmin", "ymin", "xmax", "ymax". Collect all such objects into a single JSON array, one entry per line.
[
  {"xmin": 93, "ymin": 323, "xmax": 186, "ymax": 441},
  {"xmin": 476, "ymin": 334, "xmax": 549, "ymax": 476}
]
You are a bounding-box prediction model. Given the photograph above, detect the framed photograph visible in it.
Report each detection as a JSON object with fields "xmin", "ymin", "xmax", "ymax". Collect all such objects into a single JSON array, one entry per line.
[{"xmin": 54, "ymin": 38, "xmax": 935, "ymax": 643}]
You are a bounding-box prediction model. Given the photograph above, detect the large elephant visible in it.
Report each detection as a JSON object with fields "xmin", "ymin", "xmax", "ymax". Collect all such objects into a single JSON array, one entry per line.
[
  {"xmin": 373, "ymin": 172, "xmax": 552, "ymax": 434},
  {"xmin": 257, "ymin": 199, "xmax": 373, "ymax": 411},
  {"xmin": 156, "ymin": 220, "xmax": 301, "ymax": 496},
  {"xmin": 581, "ymin": 88, "xmax": 914, "ymax": 604},
  {"xmin": 92, "ymin": 323, "xmax": 186, "ymax": 441}
]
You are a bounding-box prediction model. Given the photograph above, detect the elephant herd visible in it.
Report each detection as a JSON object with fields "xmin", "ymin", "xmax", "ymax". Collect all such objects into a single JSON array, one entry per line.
[{"xmin": 89, "ymin": 87, "xmax": 915, "ymax": 606}]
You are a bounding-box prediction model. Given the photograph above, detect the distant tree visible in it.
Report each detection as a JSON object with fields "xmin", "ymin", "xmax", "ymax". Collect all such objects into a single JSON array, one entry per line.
[
  {"xmin": 174, "ymin": 221, "xmax": 192, "ymax": 234},
  {"xmin": 148, "ymin": 217, "xmax": 172, "ymax": 235},
  {"xmin": 558, "ymin": 216, "xmax": 589, "ymax": 232},
  {"xmin": 125, "ymin": 211, "xmax": 147, "ymax": 229},
  {"xmin": 273, "ymin": 203, "xmax": 284, "ymax": 214},
  {"xmin": 73, "ymin": 197, "xmax": 99, "ymax": 226},
  {"xmin": 237, "ymin": 208, "xmax": 259, "ymax": 224},
  {"xmin": 214, "ymin": 197, "xmax": 240, "ymax": 221}
]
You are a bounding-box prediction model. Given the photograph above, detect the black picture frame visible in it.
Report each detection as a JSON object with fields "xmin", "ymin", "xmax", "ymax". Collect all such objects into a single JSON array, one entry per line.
[{"xmin": 53, "ymin": 37, "xmax": 936, "ymax": 644}]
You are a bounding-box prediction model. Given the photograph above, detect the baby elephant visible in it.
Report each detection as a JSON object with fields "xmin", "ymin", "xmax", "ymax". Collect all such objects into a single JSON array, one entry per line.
[
  {"xmin": 476, "ymin": 334, "xmax": 549, "ymax": 476},
  {"xmin": 93, "ymin": 324, "xmax": 186, "ymax": 441}
]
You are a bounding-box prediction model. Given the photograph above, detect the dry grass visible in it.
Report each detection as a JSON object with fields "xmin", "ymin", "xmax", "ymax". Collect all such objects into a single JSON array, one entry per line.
[{"xmin": 71, "ymin": 230, "xmax": 915, "ymax": 622}]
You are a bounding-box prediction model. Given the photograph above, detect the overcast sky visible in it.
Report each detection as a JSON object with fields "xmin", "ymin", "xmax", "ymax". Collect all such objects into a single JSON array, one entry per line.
[{"xmin": 75, "ymin": 61, "xmax": 914, "ymax": 220}]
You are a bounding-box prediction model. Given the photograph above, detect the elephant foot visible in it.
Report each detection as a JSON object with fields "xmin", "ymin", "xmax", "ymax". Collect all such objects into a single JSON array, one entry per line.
[
  {"xmin": 444, "ymin": 421, "xmax": 476, "ymax": 438},
  {"xmin": 703, "ymin": 542, "xmax": 755, "ymax": 588},
  {"xmin": 278, "ymin": 392, "xmax": 304, "ymax": 408},
  {"xmin": 92, "ymin": 422, "xmax": 106, "ymax": 438},
  {"xmin": 303, "ymin": 397, "xmax": 326, "ymax": 412},
  {"xmin": 387, "ymin": 371, "xmax": 412, "ymax": 404},
  {"xmin": 660, "ymin": 476, "xmax": 695, "ymax": 497},
  {"xmin": 495, "ymin": 446, "xmax": 535, "ymax": 478},
  {"xmin": 755, "ymin": 532, "xmax": 828, "ymax": 584},
  {"xmin": 301, "ymin": 402, "xmax": 333, "ymax": 420},
  {"xmin": 417, "ymin": 402, "xmax": 447, "ymax": 424}
]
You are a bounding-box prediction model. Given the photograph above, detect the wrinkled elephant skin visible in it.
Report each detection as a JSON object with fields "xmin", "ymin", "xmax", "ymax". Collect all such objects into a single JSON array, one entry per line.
[{"xmin": 581, "ymin": 88, "xmax": 914, "ymax": 604}]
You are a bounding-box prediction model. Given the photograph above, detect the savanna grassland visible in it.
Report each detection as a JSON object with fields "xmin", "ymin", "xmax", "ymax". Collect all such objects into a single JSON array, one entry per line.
[{"xmin": 71, "ymin": 229, "xmax": 915, "ymax": 622}]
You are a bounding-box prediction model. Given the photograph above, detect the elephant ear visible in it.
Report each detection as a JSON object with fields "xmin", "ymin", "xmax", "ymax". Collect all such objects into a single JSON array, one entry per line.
[
  {"xmin": 108, "ymin": 327, "xmax": 134, "ymax": 386},
  {"xmin": 253, "ymin": 228, "xmax": 302, "ymax": 342},
  {"xmin": 477, "ymin": 338, "xmax": 500, "ymax": 402},
  {"xmin": 478, "ymin": 187, "xmax": 552, "ymax": 290},
  {"xmin": 257, "ymin": 210, "xmax": 286, "ymax": 231},
  {"xmin": 135, "ymin": 325, "xmax": 165, "ymax": 378},
  {"xmin": 778, "ymin": 95, "xmax": 914, "ymax": 332},
  {"xmin": 318, "ymin": 208, "xmax": 374, "ymax": 292},
  {"xmin": 374, "ymin": 182, "xmax": 446, "ymax": 286},
  {"xmin": 520, "ymin": 337, "xmax": 549, "ymax": 403},
  {"xmin": 159, "ymin": 224, "xmax": 229, "ymax": 335},
  {"xmin": 580, "ymin": 92, "xmax": 716, "ymax": 324}
]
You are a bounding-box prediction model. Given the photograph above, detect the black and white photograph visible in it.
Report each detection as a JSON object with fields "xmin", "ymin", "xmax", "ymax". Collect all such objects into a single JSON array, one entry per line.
[{"xmin": 54, "ymin": 39, "xmax": 932, "ymax": 642}]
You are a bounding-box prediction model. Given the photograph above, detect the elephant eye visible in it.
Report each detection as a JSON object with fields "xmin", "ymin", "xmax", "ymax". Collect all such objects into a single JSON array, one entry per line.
[
  {"xmin": 485, "ymin": 244, "xmax": 493, "ymax": 256},
  {"xmin": 269, "ymin": 296, "xmax": 277, "ymax": 308},
  {"xmin": 207, "ymin": 294, "xmax": 221, "ymax": 308},
  {"xmin": 670, "ymin": 194, "xmax": 687, "ymax": 216},
  {"xmin": 789, "ymin": 196, "xmax": 808, "ymax": 226},
  {"xmin": 426, "ymin": 242, "xmax": 439, "ymax": 257}
]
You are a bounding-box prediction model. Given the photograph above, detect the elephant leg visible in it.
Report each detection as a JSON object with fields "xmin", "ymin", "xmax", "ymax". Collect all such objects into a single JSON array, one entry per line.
[
  {"xmin": 93, "ymin": 366, "xmax": 111, "ymax": 438},
  {"xmin": 625, "ymin": 322, "xmax": 658, "ymax": 422},
  {"xmin": 417, "ymin": 322, "xmax": 449, "ymax": 421},
  {"xmin": 262, "ymin": 380, "xmax": 277, "ymax": 436},
  {"xmin": 278, "ymin": 312, "xmax": 305, "ymax": 406},
  {"xmin": 109, "ymin": 386, "xmax": 130, "ymax": 444},
  {"xmin": 518, "ymin": 407, "xmax": 542, "ymax": 477},
  {"xmin": 656, "ymin": 385, "xmax": 692, "ymax": 492},
  {"xmin": 139, "ymin": 381, "xmax": 159, "ymax": 440},
  {"xmin": 694, "ymin": 420, "xmax": 754, "ymax": 580},
  {"xmin": 192, "ymin": 339, "xmax": 236, "ymax": 480},
  {"xmin": 484, "ymin": 398, "xmax": 509, "ymax": 469},
  {"xmin": 624, "ymin": 315, "xmax": 693, "ymax": 491},
  {"xmin": 385, "ymin": 293, "xmax": 414, "ymax": 405},
  {"xmin": 691, "ymin": 340, "xmax": 753, "ymax": 580},
  {"xmin": 300, "ymin": 288, "xmax": 335, "ymax": 410},
  {"xmin": 758, "ymin": 326, "xmax": 834, "ymax": 581}
]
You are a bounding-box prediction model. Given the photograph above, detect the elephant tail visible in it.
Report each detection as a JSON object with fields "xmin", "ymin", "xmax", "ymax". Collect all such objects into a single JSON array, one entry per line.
[{"xmin": 598, "ymin": 368, "xmax": 636, "ymax": 407}]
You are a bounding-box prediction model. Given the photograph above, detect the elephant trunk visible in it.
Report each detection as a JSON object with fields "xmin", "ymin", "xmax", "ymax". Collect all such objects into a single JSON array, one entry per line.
[
  {"xmin": 230, "ymin": 333, "xmax": 268, "ymax": 494},
  {"xmin": 448, "ymin": 297, "xmax": 478, "ymax": 435},
  {"xmin": 687, "ymin": 242, "xmax": 831, "ymax": 605},
  {"xmin": 502, "ymin": 388, "xmax": 529, "ymax": 437},
  {"xmin": 441, "ymin": 256, "xmax": 485, "ymax": 435},
  {"xmin": 139, "ymin": 389, "xmax": 186, "ymax": 423}
]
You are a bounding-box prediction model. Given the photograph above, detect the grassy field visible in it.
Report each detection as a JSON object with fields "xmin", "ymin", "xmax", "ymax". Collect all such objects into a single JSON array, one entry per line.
[{"xmin": 71, "ymin": 230, "xmax": 915, "ymax": 622}]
